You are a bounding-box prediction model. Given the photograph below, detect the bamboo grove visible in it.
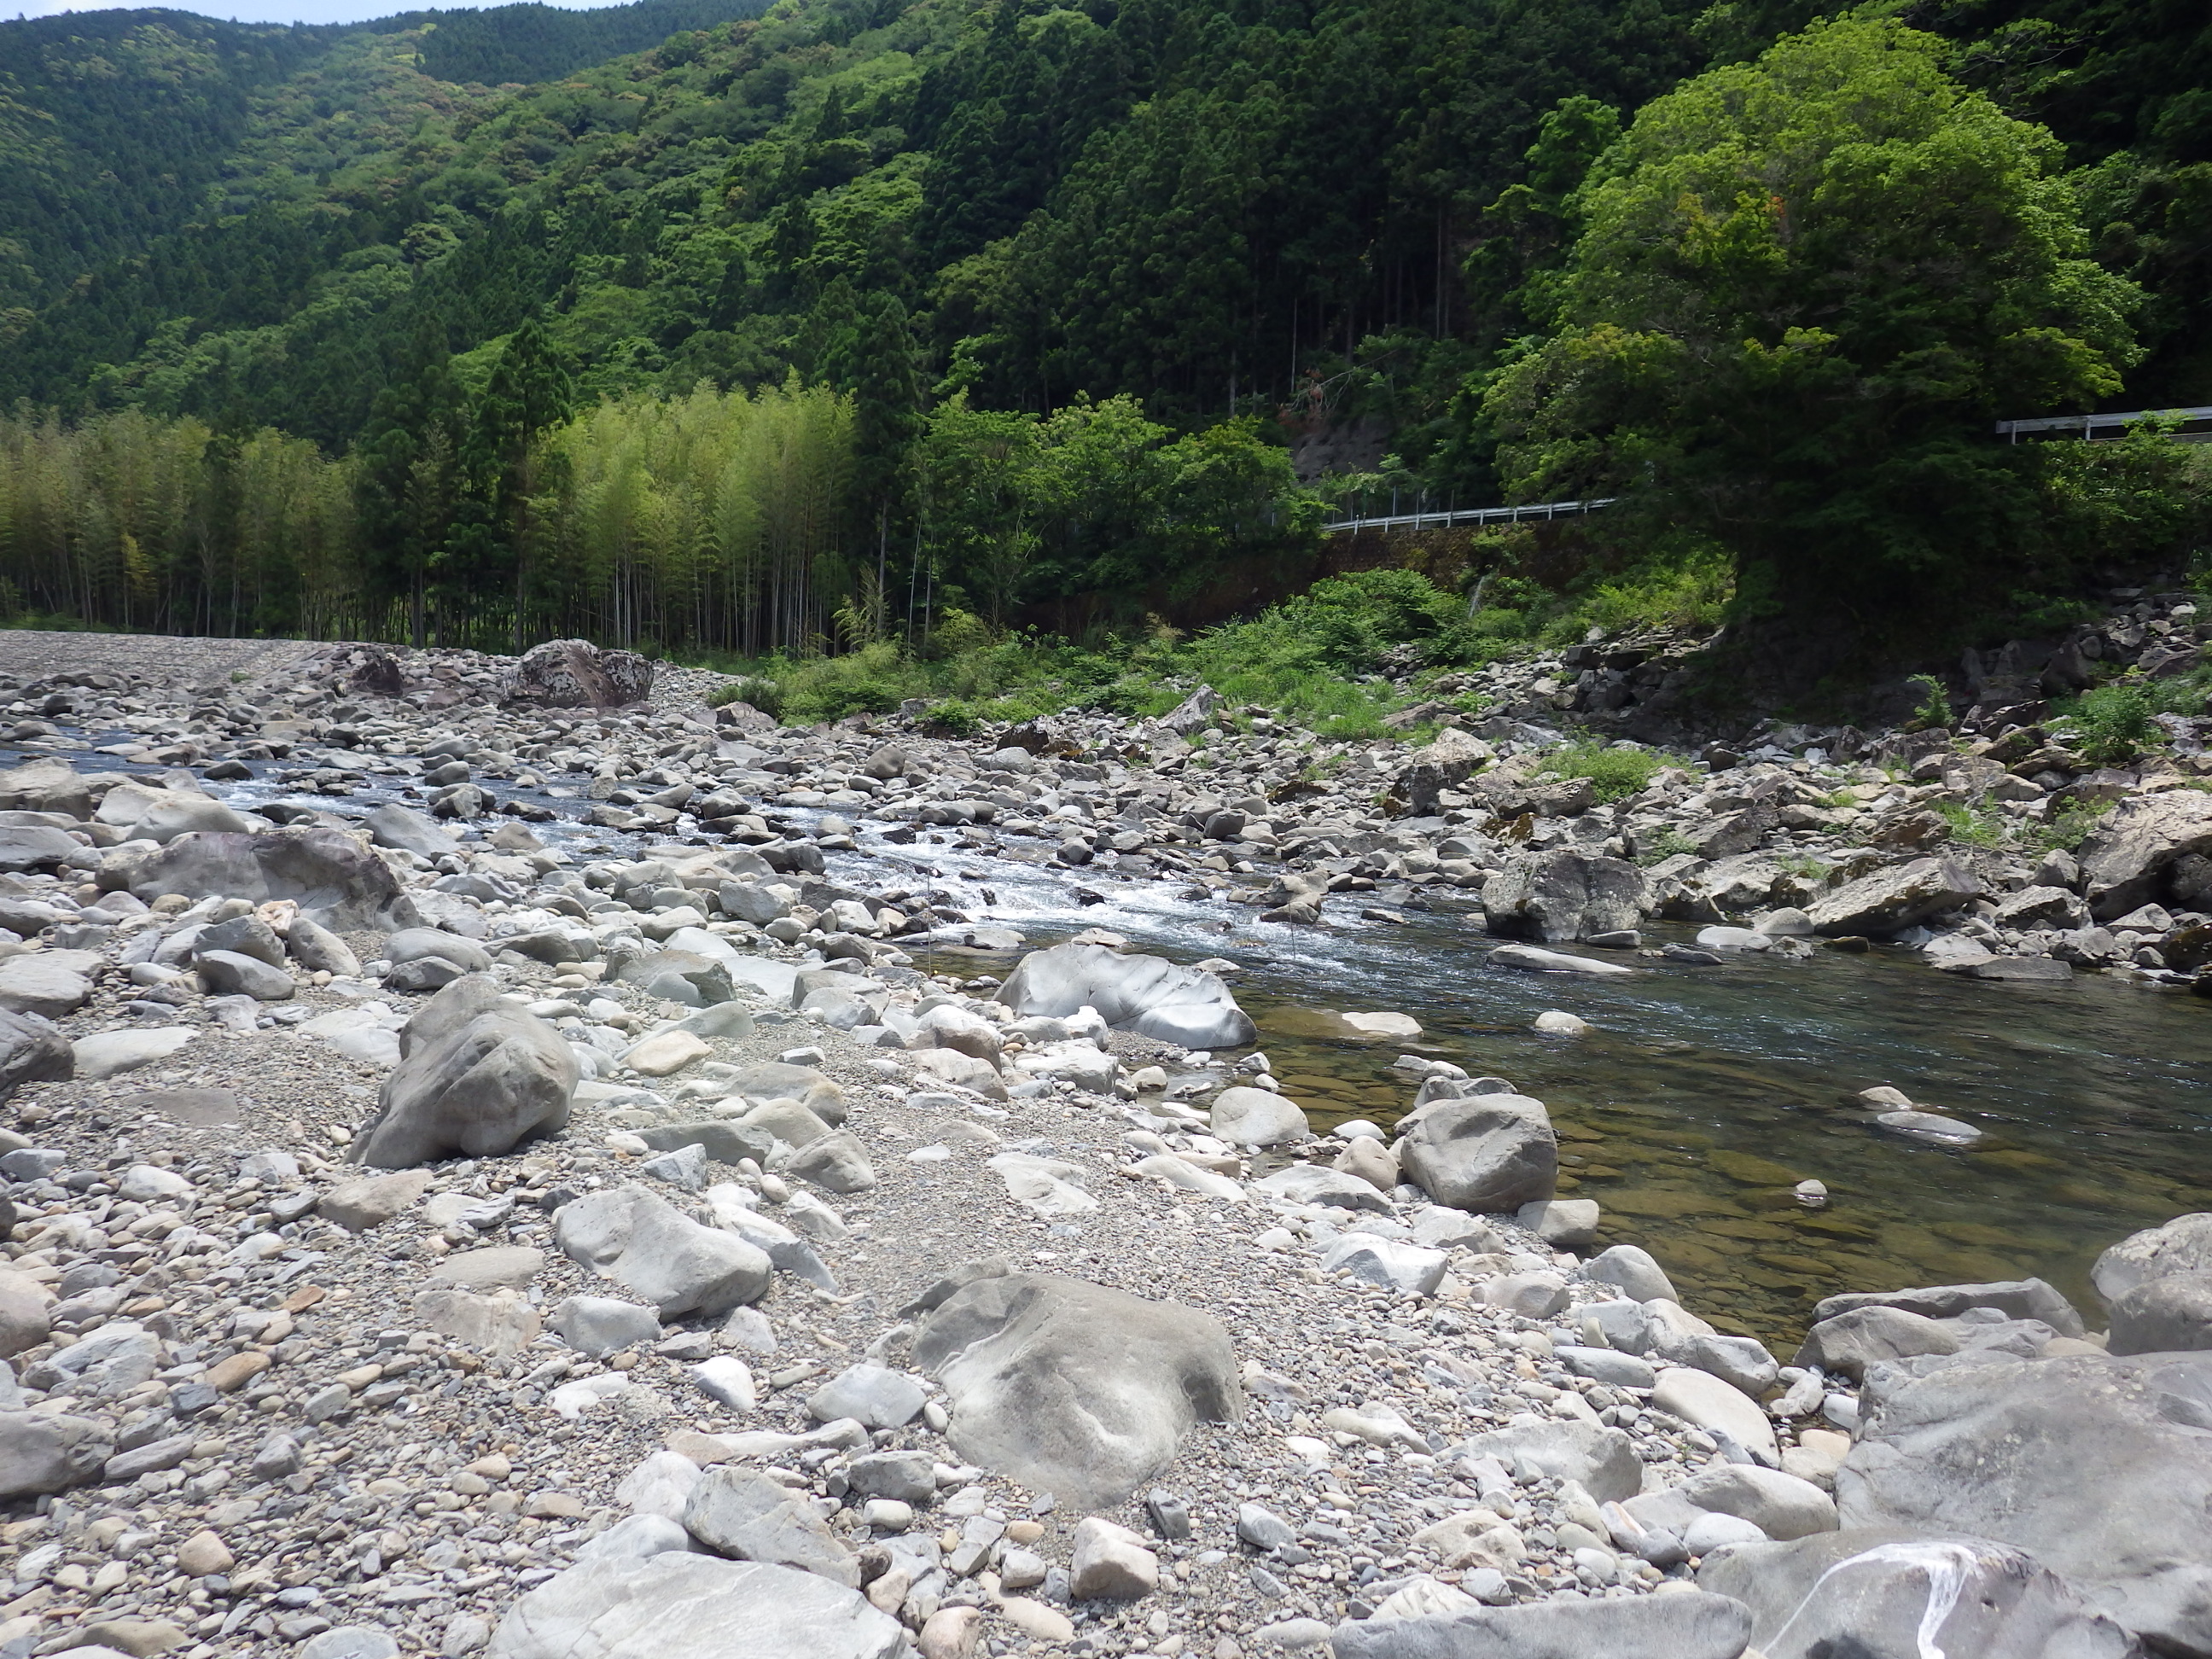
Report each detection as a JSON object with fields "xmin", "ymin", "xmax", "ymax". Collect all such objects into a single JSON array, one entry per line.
[{"xmin": 0, "ymin": 384, "xmax": 861, "ymax": 655}]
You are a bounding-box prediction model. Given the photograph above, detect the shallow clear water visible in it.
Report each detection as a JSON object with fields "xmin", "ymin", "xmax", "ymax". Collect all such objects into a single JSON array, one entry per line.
[
  {"xmin": 22, "ymin": 732, "xmax": 2212, "ymax": 1348},
  {"xmin": 837, "ymin": 831, "xmax": 2212, "ymax": 1348}
]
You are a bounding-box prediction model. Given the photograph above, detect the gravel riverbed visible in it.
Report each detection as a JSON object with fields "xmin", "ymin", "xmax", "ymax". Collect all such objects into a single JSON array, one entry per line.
[{"xmin": 0, "ymin": 628, "xmax": 2206, "ymax": 1659}]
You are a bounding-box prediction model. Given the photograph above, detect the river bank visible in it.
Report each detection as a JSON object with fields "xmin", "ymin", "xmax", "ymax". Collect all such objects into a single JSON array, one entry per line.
[{"xmin": 0, "ymin": 629, "xmax": 2207, "ymax": 1658}]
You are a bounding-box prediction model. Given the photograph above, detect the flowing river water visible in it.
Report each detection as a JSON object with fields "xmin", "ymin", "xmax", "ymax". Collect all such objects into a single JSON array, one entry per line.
[{"xmin": 20, "ymin": 730, "xmax": 2212, "ymax": 1352}]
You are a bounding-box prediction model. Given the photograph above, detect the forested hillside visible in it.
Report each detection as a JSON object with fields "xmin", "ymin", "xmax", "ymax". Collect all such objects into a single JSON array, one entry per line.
[{"xmin": 0, "ymin": 0, "xmax": 2207, "ymax": 684}]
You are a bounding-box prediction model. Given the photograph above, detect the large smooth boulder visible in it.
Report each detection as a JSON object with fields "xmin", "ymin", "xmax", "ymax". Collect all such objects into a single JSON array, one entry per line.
[
  {"xmin": 0, "ymin": 1412, "xmax": 113, "ymax": 1499},
  {"xmin": 1807, "ymin": 857, "xmax": 1980, "ymax": 936},
  {"xmin": 120, "ymin": 827, "xmax": 413, "ymax": 930},
  {"xmin": 681, "ymin": 1469, "xmax": 859, "ymax": 1585},
  {"xmin": 348, "ymin": 976, "xmax": 577, "ymax": 1167},
  {"xmin": 501, "ymin": 638, "xmax": 655, "ymax": 709},
  {"xmin": 1394, "ymin": 730, "xmax": 1493, "ymax": 817},
  {"xmin": 1793, "ymin": 1306, "xmax": 1960, "ymax": 1381},
  {"xmin": 1210, "ymin": 1086, "xmax": 1308, "ymax": 1146},
  {"xmin": 94, "ymin": 783, "xmax": 255, "ymax": 844},
  {"xmin": 1699, "ymin": 1528, "xmax": 2141, "ymax": 1659},
  {"xmin": 0, "ymin": 758, "xmax": 94, "ymax": 818},
  {"xmin": 2109, "ymin": 1272, "xmax": 2212, "ymax": 1356},
  {"xmin": 554, "ymin": 1185, "xmax": 770, "ymax": 1316},
  {"xmin": 1653, "ymin": 1366, "xmax": 1780, "ymax": 1463},
  {"xmin": 1811, "ymin": 1278, "xmax": 2087, "ymax": 1339},
  {"xmin": 1670, "ymin": 1463, "xmax": 1837, "ymax": 1540},
  {"xmin": 2094, "ymin": 1213, "xmax": 2212, "ymax": 1305},
  {"xmin": 0, "ymin": 958, "xmax": 94, "ymax": 1018},
  {"xmin": 1837, "ymin": 1350, "xmax": 2212, "ymax": 1655},
  {"xmin": 911, "ymin": 1269, "xmax": 1242, "ymax": 1510},
  {"xmin": 362, "ymin": 804, "xmax": 457, "ymax": 859},
  {"xmin": 1481, "ymin": 851, "xmax": 1650, "ymax": 944},
  {"xmin": 1330, "ymin": 1592, "xmax": 1752, "ymax": 1659},
  {"xmin": 2079, "ymin": 791, "xmax": 2212, "ymax": 922},
  {"xmin": 995, "ymin": 943, "xmax": 1255, "ymax": 1049},
  {"xmin": 1457, "ymin": 1419, "xmax": 1642, "ymax": 1504},
  {"xmin": 0, "ymin": 1008, "xmax": 72, "ymax": 1099},
  {"xmin": 1397, "ymin": 1094, "xmax": 1557, "ymax": 1213},
  {"xmin": 486, "ymin": 1551, "xmax": 903, "ymax": 1659},
  {"xmin": 0, "ymin": 824, "xmax": 84, "ymax": 872},
  {"xmin": 0, "ymin": 1269, "xmax": 52, "ymax": 1356}
]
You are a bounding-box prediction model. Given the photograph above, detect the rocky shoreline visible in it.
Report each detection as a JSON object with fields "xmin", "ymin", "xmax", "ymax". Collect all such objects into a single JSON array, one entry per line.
[{"xmin": 0, "ymin": 628, "xmax": 2206, "ymax": 1659}]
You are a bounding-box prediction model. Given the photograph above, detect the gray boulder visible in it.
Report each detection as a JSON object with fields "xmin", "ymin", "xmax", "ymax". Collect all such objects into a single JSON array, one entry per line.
[
  {"xmin": 486, "ymin": 1552, "xmax": 902, "ymax": 1659},
  {"xmin": 2094, "ymin": 1213, "xmax": 2212, "ymax": 1305},
  {"xmin": 1794, "ymin": 1306, "xmax": 1960, "ymax": 1381},
  {"xmin": 0, "ymin": 1411, "xmax": 113, "ymax": 1498},
  {"xmin": 95, "ymin": 784, "xmax": 255, "ymax": 843},
  {"xmin": 1395, "ymin": 729, "xmax": 1493, "ymax": 816},
  {"xmin": 995, "ymin": 942, "xmax": 1255, "ymax": 1048},
  {"xmin": 807, "ymin": 1365, "xmax": 924, "ymax": 1429},
  {"xmin": 0, "ymin": 1268, "xmax": 51, "ymax": 1355},
  {"xmin": 1250, "ymin": 1165, "xmax": 1390, "ymax": 1214},
  {"xmin": 1837, "ymin": 1350, "xmax": 2212, "ymax": 1655},
  {"xmin": 721, "ymin": 1062, "xmax": 846, "ymax": 1125},
  {"xmin": 1699, "ymin": 1528, "xmax": 2141, "ymax": 1659},
  {"xmin": 1584, "ymin": 1244, "xmax": 1677, "ymax": 1303},
  {"xmin": 1330, "ymin": 1591, "xmax": 1752, "ymax": 1659},
  {"xmin": 501, "ymin": 637, "xmax": 655, "ymax": 708},
  {"xmin": 1211, "ymin": 1086, "xmax": 1309, "ymax": 1147},
  {"xmin": 1484, "ymin": 943, "xmax": 1636, "ymax": 975},
  {"xmin": 121, "ymin": 826, "xmax": 413, "ymax": 930},
  {"xmin": 387, "ymin": 928, "xmax": 494, "ymax": 974},
  {"xmin": 0, "ymin": 1007, "xmax": 72, "ymax": 1099},
  {"xmin": 1806, "ymin": 857, "xmax": 1980, "ymax": 936},
  {"xmin": 362, "ymin": 804, "xmax": 457, "ymax": 859},
  {"xmin": 0, "ymin": 758, "xmax": 94, "ymax": 818},
  {"xmin": 195, "ymin": 948, "xmax": 294, "ymax": 1000},
  {"xmin": 2109, "ymin": 1271, "xmax": 2212, "ymax": 1356},
  {"xmin": 548, "ymin": 1296, "xmax": 661, "ymax": 1357},
  {"xmin": 1457, "ymin": 1419, "xmax": 1642, "ymax": 1504},
  {"xmin": 1812, "ymin": 1278, "xmax": 2087, "ymax": 1339},
  {"xmin": 912, "ymin": 1269, "xmax": 1242, "ymax": 1510},
  {"xmin": 1481, "ymin": 850, "xmax": 1650, "ymax": 943},
  {"xmin": 195, "ymin": 913, "xmax": 285, "ymax": 966},
  {"xmin": 1397, "ymin": 1094, "xmax": 1557, "ymax": 1213},
  {"xmin": 554, "ymin": 1185, "xmax": 771, "ymax": 1316},
  {"xmin": 681, "ymin": 1469, "xmax": 859, "ymax": 1585},
  {"xmin": 2079, "ymin": 791, "xmax": 2212, "ymax": 922},
  {"xmin": 0, "ymin": 825, "xmax": 82, "ymax": 873},
  {"xmin": 0, "ymin": 957, "xmax": 93, "ymax": 1018},
  {"xmin": 846, "ymin": 1450, "xmax": 934, "ymax": 1506},
  {"xmin": 288, "ymin": 916, "xmax": 361, "ymax": 977},
  {"xmin": 348, "ymin": 976, "xmax": 577, "ymax": 1167},
  {"xmin": 777, "ymin": 1131, "xmax": 876, "ymax": 1195}
]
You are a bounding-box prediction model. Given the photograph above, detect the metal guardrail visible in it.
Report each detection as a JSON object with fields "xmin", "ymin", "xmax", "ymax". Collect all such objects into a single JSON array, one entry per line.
[
  {"xmin": 1996, "ymin": 405, "xmax": 2212, "ymax": 442},
  {"xmin": 1322, "ymin": 496, "xmax": 1617, "ymax": 535}
]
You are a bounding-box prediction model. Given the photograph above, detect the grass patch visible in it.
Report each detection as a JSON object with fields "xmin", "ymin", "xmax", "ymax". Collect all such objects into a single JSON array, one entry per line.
[
  {"xmin": 677, "ymin": 569, "xmax": 1532, "ymax": 742},
  {"xmin": 1543, "ymin": 739, "xmax": 1677, "ymax": 802}
]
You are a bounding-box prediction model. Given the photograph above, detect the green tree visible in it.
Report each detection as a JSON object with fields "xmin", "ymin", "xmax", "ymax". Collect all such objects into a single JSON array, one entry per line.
[
  {"xmin": 354, "ymin": 317, "xmax": 463, "ymax": 647},
  {"xmin": 1484, "ymin": 17, "xmax": 2142, "ymax": 627},
  {"xmin": 445, "ymin": 314, "xmax": 575, "ymax": 649}
]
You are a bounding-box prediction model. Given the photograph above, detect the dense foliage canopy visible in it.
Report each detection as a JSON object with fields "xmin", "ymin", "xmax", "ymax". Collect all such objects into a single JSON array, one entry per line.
[{"xmin": 0, "ymin": 0, "xmax": 2205, "ymax": 662}]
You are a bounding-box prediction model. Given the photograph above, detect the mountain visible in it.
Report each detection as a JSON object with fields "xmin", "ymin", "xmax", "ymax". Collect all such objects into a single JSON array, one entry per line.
[{"xmin": 0, "ymin": 0, "xmax": 768, "ymax": 323}]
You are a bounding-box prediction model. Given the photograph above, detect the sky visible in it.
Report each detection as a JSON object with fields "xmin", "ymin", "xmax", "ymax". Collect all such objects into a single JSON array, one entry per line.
[{"xmin": 10, "ymin": 0, "xmax": 609, "ymax": 21}]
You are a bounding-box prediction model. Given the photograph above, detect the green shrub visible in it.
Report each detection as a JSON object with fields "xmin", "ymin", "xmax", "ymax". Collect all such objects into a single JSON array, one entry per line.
[
  {"xmin": 1905, "ymin": 674, "xmax": 1951, "ymax": 731},
  {"xmin": 923, "ymin": 699, "xmax": 983, "ymax": 736},
  {"xmin": 1934, "ymin": 801, "xmax": 2009, "ymax": 849},
  {"xmin": 1543, "ymin": 740, "xmax": 1672, "ymax": 801},
  {"xmin": 2068, "ymin": 684, "xmax": 2158, "ymax": 765},
  {"xmin": 709, "ymin": 676, "xmax": 782, "ymax": 717}
]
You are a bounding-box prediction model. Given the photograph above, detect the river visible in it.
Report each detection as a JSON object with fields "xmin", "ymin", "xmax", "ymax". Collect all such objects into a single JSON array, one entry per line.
[{"xmin": 20, "ymin": 729, "xmax": 2212, "ymax": 1350}]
